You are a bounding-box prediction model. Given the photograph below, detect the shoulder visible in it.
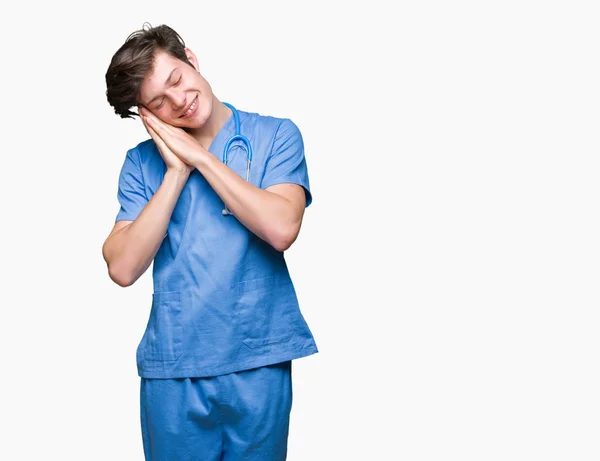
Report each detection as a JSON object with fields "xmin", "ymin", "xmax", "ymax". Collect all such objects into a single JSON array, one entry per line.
[
  {"xmin": 238, "ymin": 108, "xmax": 300, "ymax": 137},
  {"xmin": 132, "ymin": 138, "xmax": 157, "ymax": 155},
  {"xmin": 126, "ymin": 138, "xmax": 159, "ymax": 164}
]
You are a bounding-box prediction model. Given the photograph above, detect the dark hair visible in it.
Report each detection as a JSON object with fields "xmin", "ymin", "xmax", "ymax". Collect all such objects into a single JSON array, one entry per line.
[{"xmin": 105, "ymin": 23, "xmax": 193, "ymax": 119}]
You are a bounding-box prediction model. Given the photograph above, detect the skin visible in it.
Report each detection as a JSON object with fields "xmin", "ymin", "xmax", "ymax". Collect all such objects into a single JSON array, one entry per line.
[
  {"xmin": 102, "ymin": 48, "xmax": 307, "ymax": 286},
  {"xmin": 136, "ymin": 49, "xmax": 229, "ymax": 151}
]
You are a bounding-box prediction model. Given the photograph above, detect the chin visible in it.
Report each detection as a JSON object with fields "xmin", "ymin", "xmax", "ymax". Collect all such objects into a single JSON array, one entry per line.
[
  {"xmin": 181, "ymin": 118, "xmax": 206, "ymax": 130},
  {"xmin": 173, "ymin": 112, "xmax": 200, "ymax": 127},
  {"xmin": 189, "ymin": 110, "xmax": 212, "ymax": 128}
]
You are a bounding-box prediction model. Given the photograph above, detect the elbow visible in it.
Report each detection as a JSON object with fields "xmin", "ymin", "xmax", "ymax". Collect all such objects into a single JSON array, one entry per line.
[
  {"xmin": 102, "ymin": 230, "xmax": 139, "ymax": 287},
  {"xmin": 107, "ymin": 263, "xmax": 135, "ymax": 288},
  {"xmin": 269, "ymin": 223, "xmax": 300, "ymax": 252}
]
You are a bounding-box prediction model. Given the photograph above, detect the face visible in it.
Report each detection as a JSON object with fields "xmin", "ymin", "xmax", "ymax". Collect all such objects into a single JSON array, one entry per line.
[{"xmin": 137, "ymin": 49, "xmax": 213, "ymax": 128}]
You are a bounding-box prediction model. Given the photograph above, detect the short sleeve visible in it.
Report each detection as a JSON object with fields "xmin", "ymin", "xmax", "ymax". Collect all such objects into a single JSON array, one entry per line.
[
  {"xmin": 261, "ymin": 119, "xmax": 312, "ymax": 207},
  {"xmin": 114, "ymin": 147, "xmax": 148, "ymax": 222}
]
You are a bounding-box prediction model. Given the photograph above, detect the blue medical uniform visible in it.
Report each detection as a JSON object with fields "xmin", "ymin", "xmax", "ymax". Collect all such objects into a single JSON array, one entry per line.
[
  {"xmin": 114, "ymin": 107, "xmax": 317, "ymax": 459},
  {"xmin": 140, "ymin": 361, "xmax": 293, "ymax": 460}
]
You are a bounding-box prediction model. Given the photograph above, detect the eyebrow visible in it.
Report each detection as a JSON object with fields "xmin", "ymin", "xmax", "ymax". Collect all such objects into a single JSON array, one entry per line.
[{"xmin": 146, "ymin": 67, "xmax": 179, "ymax": 105}]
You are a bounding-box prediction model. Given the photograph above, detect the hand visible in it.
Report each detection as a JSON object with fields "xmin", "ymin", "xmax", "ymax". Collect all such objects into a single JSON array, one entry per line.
[
  {"xmin": 139, "ymin": 106, "xmax": 195, "ymax": 175},
  {"xmin": 139, "ymin": 107, "xmax": 208, "ymax": 168}
]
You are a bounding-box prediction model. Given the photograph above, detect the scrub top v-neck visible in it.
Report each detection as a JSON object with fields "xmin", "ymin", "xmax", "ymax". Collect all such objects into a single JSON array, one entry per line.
[{"xmin": 114, "ymin": 107, "xmax": 318, "ymax": 378}]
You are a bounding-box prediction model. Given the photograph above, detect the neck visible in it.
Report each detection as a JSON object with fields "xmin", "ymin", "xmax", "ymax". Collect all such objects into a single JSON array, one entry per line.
[{"xmin": 187, "ymin": 96, "xmax": 232, "ymax": 150}]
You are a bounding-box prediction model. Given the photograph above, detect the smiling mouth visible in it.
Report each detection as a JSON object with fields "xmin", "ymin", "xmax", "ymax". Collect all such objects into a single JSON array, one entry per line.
[{"xmin": 180, "ymin": 96, "xmax": 198, "ymax": 118}]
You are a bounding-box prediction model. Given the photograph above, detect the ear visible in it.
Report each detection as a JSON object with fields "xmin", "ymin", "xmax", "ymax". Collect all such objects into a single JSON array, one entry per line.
[{"xmin": 185, "ymin": 47, "xmax": 199, "ymax": 71}]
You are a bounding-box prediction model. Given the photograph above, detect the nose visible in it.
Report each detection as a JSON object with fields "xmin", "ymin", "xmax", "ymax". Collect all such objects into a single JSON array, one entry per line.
[{"xmin": 169, "ymin": 90, "xmax": 186, "ymax": 112}]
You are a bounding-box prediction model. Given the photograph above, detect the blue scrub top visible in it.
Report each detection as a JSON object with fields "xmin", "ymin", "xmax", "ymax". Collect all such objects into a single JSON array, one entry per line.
[{"xmin": 114, "ymin": 108, "xmax": 318, "ymax": 378}]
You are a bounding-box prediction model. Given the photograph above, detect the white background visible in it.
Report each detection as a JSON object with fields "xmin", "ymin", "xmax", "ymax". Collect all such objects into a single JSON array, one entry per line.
[{"xmin": 1, "ymin": 1, "xmax": 599, "ymax": 459}]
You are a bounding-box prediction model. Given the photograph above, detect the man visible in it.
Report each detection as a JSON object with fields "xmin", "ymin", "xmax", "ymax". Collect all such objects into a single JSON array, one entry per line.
[{"xmin": 102, "ymin": 23, "xmax": 318, "ymax": 460}]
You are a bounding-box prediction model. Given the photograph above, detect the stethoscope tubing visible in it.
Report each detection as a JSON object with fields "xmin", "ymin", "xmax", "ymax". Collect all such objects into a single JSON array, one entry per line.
[{"xmin": 221, "ymin": 103, "xmax": 252, "ymax": 216}]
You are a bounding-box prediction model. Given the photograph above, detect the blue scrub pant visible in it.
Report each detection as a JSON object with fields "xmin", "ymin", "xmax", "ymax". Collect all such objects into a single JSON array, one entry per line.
[{"xmin": 140, "ymin": 361, "xmax": 293, "ymax": 460}]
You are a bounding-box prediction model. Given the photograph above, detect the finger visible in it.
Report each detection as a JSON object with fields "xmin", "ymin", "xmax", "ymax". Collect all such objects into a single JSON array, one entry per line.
[
  {"xmin": 144, "ymin": 118, "xmax": 171, "ymax": 153},
  {"xmin": 145, "ymin": 115, "xmax": 188, "ymax": 157},
  {"xmin": 144, "ymin": 112, "xmax": 173, "ymax": 136},
  {"xmin": 140, "ymin": 115, "xmax": 154, "ymax": 137},
  {"xmin": 138, "ymin": 105, "xmax": 150, "ymax": 119},
  {"xmin": 145, "ymin": 117, "xmax": 175, "ymax": 153}
]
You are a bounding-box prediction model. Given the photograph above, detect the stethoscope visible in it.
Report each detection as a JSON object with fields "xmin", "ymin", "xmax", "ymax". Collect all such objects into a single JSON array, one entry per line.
[{"xmin": 221, "ymin": 102, "xmax": 252, "ymax": 216}]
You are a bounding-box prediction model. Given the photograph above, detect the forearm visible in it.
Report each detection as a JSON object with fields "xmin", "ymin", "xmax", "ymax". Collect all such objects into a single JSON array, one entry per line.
[
  {"xmin": 104, "ymin": 170, "xmax": 190, "ymax": 286},
  {"xmin": 194, "ymin": 153, "xmax": 300, "ymax": 251}
]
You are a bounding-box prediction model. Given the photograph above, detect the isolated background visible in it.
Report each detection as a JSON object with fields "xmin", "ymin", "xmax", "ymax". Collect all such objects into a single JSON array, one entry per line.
[{"xmin": 1, "ymin": 1, "xmax": 599, "ymax": 459}]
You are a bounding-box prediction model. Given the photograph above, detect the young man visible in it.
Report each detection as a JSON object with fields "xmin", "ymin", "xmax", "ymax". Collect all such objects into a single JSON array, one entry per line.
[{"xmin": 102, "ymin": 23, "xmax": 318, "ymax": 460}]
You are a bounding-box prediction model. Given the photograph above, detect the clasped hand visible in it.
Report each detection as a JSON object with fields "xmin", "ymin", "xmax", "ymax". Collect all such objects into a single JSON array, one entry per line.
[{"xmin": 139, "ymin": 106, "xmax": 206, "ymax": 173}]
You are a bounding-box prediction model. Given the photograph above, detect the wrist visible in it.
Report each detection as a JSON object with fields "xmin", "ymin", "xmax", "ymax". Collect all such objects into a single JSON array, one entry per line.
[
  {"xmin": 191, "ymin": 147, "xmax": 212, "ymax": 170},
  {"xmin": 165, "ymin": 168, "xmax": 191, "ymax": 181}
]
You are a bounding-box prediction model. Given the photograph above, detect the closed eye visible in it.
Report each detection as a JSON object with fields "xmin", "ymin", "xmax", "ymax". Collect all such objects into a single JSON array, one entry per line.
[{"xmin": 154, "ymin": 76, "xmax": 181, "ymax": 109}]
